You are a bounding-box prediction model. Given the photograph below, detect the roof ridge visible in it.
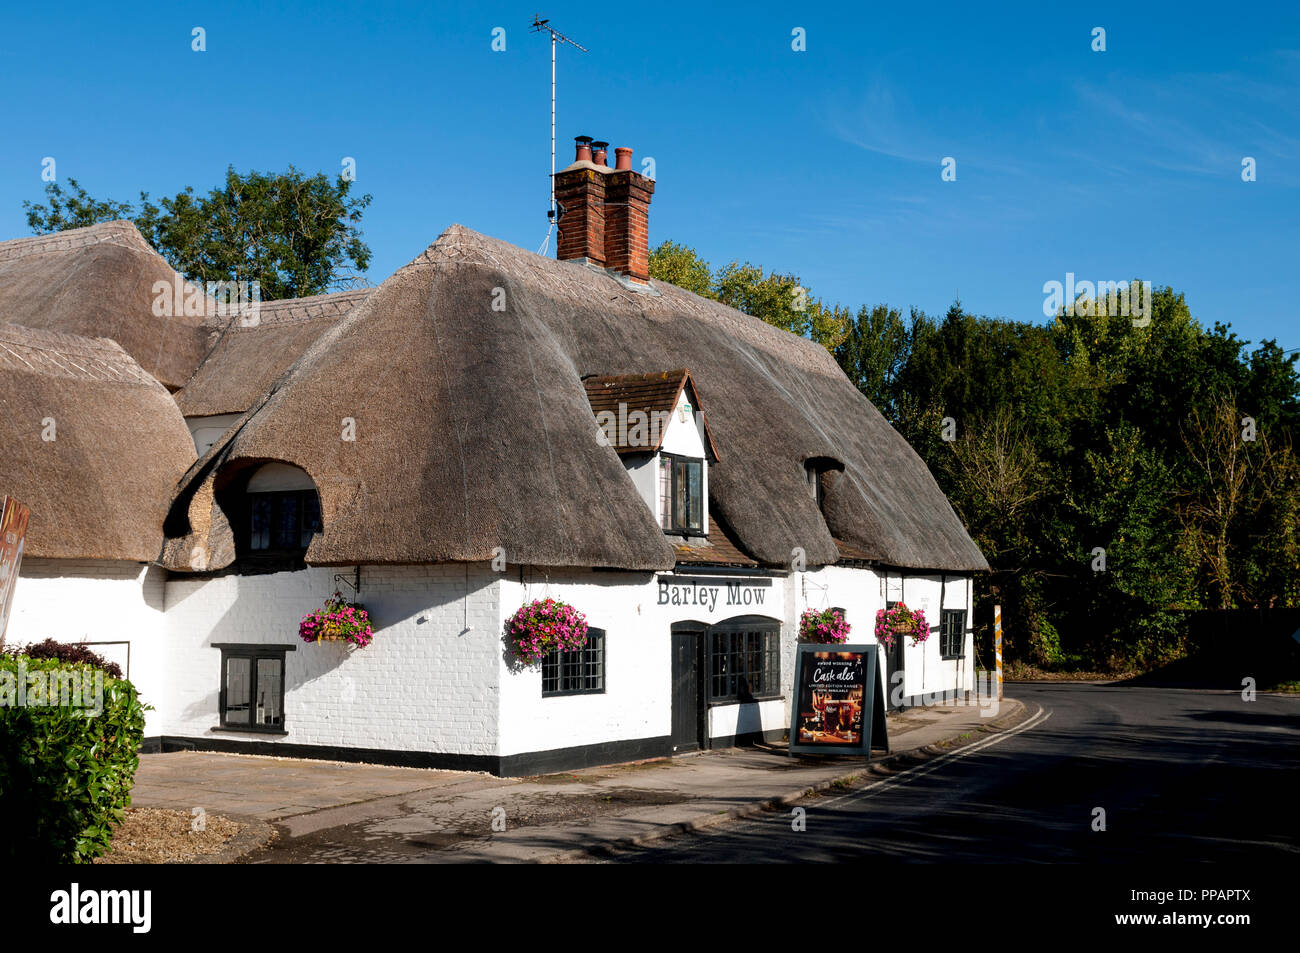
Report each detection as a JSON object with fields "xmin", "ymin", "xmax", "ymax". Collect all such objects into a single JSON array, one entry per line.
[
  {"xmin": 0, "ymin": 219, "xmax": 159, "ymax": 263},
  {"xmin": 0, "ymin": 323, "xmax": 160, "ymax": 385}
]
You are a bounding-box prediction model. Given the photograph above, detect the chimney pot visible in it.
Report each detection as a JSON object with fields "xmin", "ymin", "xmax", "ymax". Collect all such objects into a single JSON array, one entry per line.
[
  {"xmin": 614, "ymin": 147, "xmax": 633, "ymax": 171},
  {"xmin": 574, "ymin": 136, "xmax": 594, "ymax": 162},
  {"xmin": 591, "ymin": 141, "xmax": 609, "ymax": 166}
]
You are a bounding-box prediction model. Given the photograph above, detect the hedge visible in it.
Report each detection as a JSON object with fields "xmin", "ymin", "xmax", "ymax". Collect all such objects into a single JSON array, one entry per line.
[
  {"xmin": 0, "ymin": 656, "xmax": 147, "ymax": 863},
  {"xmin": 16, "ymin": 639, "xmax": 124, "ymax": 679}
]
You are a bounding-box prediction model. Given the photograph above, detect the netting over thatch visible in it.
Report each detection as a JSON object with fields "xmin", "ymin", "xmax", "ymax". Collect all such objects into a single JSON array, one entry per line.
[
  {"xmin": 0, "ymin": 221, "xmax": 211, "ymax": 389},
  {"xmin": 160, "ymin": 225, "xmax": 987, "ymax": 573},
  {"xmin": 0, "ymin": 323, "xmax": 197, "ymax": 560}
]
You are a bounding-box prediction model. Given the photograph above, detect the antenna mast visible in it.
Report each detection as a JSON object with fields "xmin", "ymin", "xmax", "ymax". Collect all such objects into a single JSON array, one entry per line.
[{"xmin": 531, "ymin": 14, "xmax": 587, "ymax": 255}]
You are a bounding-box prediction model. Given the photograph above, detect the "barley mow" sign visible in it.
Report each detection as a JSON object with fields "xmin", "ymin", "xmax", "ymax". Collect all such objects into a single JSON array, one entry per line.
[{"xmin": 656, "ymin": 575, "xmax": 772, "ymax": 614}]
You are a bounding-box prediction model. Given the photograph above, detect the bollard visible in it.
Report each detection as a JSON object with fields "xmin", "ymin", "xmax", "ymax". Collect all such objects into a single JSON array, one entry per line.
[{"xmin": 994, "ymin": 603, "xmax": 1003, "ymax": 701}]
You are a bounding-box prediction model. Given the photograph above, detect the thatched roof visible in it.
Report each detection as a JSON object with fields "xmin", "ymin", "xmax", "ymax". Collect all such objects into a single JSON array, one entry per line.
[
  {"xmin": 161, "ymin": 225, "xmax": 987, "ymax": 573},
  {"xmin": 0, "ymin": 221, "xmax": 211, "ymax": 389},
  {"xmin": 0, "ymin": 323, "xmax": 197, "ymax": 560},
  {"xmin": 175, "ymin": 289, "xmax": 371, "ymax": 417}
]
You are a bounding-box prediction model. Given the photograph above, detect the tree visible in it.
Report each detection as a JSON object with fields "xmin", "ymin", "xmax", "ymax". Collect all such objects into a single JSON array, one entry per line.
[
  {"xmin": 22, "ymin": 178, "xmax": 134, "ymax": 233},
  {"xmin": 1179, "ymin": 398, "xmax": 1295, "ymax": 609},
  {"xmin": 834, "ymin": 305, "xmax": 912, "ymax": 416},
  {"xmin": 649, "ymin": 242, "xmax": 849, "ymax": 350},
  {"xmin": 23, "ymin": 167, "xmax": 372, "ymax": 299},
  {"xmin": 648, "ymin": 241, "xmax": 715, "ymax": 299}
]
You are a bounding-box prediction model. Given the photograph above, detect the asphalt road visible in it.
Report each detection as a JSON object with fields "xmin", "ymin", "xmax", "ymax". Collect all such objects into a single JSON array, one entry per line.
[{"xmin": 604, "ymin": 683, "xmax": 1299, "ymax": 862}]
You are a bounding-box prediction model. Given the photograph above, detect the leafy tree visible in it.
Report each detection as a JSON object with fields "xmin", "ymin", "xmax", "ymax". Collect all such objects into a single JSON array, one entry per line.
[
  {"xmin": 22, "ymin": 178, "xmax": 134, "ymax": 233},
  {"xmin": 648, "ymin": 241, "xmax": 715, "ymax": 299},
  {"xmin": 834, "ymin": 305, "xmax": 911, "ymax": 415},
  {"xmin": 23, "ymin": 167, "xmax": 372, "ymax": 299},
  {"xmin": 649, "ymin": 243, "xmax": 849, "ymax": 350}
]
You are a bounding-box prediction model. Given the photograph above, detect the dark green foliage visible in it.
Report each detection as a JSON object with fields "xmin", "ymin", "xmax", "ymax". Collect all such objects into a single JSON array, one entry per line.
[
  {"xmin": 23, "ymin": 166, "xmax": 372, "ymax": 300},
  {"xmin": 17, "ymin": 639, "xmax": 123, "ymax": 679},
  {"xmin": 0, "ymin": 656, "xmax": 147, "ymax": 863}
]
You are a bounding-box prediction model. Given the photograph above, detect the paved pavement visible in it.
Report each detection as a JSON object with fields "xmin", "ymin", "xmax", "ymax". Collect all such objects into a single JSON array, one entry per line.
[
  {"xmin": 131, "ymin": 751, "xmax": 504, "ymax": 822},
  {"xmin": 599, "ymin": 683, "xmax": 1300, "ymax": 862},
  {"xmin": 130, "ymin": 695, "xmax": 1019, "ymax": 862}
]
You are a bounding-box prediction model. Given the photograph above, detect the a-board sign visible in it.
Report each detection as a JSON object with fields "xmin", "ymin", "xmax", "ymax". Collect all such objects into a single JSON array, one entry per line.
[{"xmin": 788, "ymin": 643, "xmax": 887, "ymax": 757}]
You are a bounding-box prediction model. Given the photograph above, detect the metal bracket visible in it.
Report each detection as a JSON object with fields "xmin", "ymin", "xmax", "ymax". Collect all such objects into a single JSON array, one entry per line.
[{"xmin": 333, "ymin": 566, "xmax": 361, "ymax": 597}]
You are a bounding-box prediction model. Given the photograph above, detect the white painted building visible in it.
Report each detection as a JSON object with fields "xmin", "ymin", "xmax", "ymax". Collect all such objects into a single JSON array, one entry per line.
[{"xmin": 0, "ymin": 145, "xmax": 988, "ymax": 775}]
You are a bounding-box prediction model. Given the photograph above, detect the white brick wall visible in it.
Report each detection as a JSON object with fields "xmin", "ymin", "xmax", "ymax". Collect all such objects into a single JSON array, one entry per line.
[
  {"xmin": 7, "ymin": 554, "xmax": 976, "ymax": 765},
  {"xmin": 497, "ymin": 569, "xmax": 673, "ymax": 756},
  {"xmin": 497, "ymin": 567, "xmax": 799, "ymax": 755},
  {"xmin": 161, "ymin": 564, "xmax": 503, "ymax": 755},
  {"xmin": 892, "ymin": 572, "xmax": 975, "ymax": 700},
  {"xmin": 9, "ymin": 559, "xmax": 169, "ymax": 735}
]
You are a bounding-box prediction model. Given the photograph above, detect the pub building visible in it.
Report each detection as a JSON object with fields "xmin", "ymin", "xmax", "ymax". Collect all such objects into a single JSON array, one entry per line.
[{"xmin": 0, "ymin": 137, "xmax": 987, "ymax": 775}]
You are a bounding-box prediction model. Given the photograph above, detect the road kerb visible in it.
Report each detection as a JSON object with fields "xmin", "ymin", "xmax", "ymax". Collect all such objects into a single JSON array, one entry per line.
[{"xmin": 538, "ymin": 697, "xmax": 1028, "ymax": 863}]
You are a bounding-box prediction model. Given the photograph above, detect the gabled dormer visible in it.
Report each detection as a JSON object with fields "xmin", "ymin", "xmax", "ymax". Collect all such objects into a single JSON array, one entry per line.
[{"xmin": 584, "ymin": 369, "xmax": 720, "ymax": 540}]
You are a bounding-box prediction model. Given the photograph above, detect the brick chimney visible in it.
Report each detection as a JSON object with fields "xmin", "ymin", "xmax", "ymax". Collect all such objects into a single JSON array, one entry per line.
[
  {"xmin": 554, "ymin": 135, "xmax": 655, "ymax": 284},
  {"xmin": 554, "ymin": 136, "xmax": 606, "ymax": 266}
]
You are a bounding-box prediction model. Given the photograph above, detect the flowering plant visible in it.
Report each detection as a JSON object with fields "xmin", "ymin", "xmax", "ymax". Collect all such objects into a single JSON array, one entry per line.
[
  {"xmin": 506, "ymin": 597, "xmax": 589, "ymax": 664},
  {"xmin": 799, "ymin": 607, "xmax": 851, "ymax": 644},
  {"xmin": 300, "ymin": 591, "xmax": 374, "ymax": 647},
  {"xmin": 874, "ymin": 603, "xmax": 930, "ymax": 649}
]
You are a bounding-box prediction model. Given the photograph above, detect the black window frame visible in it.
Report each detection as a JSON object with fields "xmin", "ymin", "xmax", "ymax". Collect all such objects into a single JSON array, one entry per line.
[
  {"xmin": 541, "ymin": 628, "xmax": 606, "ymax": 697},
  {"xmin": 247, "ymin": 488, "xmax": 321, "ymax": 554},
  {"xmin": 707, "ymin": 616, "xmax": 781, "ymax": 704},
  {"xmin": 659, "ymin": 451, "xmax": 705, "ymax": 536},
  {"xmin": 215, "ymin": 643, "xmax": 295, "ymax": 733},
  {"xmin": 940, "ymin": 609, "xmax": 966, "ymax": 659}
]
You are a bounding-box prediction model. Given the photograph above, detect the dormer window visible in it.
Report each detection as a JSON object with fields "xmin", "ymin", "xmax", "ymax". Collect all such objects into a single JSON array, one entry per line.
[
  {"xmin": 245, "ymin": 463, "xmax": 321, "ymax": 554},
  {"xmin": 660, "ymin": 453, "xmax": 704, "ymax": 535},
  {"xmin": 804, "ymin": 457, "xmax": 843, "ymax": 511},
  {"xmin": 583, "ymin": 368, "xmax": 720, "ymax": 540},
  {"xmin": 215, "ymin": 461, "xmax": 323, "ymax": 572},
  {"xmin": 249, "ymin": 489, "xmax": 321, "ymax": 551},
  {"xmin": 805, "ymin": 463, "xmax": 823, "ymax": 507}
]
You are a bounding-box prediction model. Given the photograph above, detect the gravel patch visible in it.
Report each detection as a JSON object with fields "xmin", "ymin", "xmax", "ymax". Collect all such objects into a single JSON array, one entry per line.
[{"xmin": 94, "ymin": 808, "xmax": 245, "ymax": 864}]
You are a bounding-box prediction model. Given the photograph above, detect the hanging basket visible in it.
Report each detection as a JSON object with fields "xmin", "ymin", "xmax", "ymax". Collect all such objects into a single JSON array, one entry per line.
[
  {"xmin": 799, "ymin": 607, "xmax": 851, "ymax": 644},
  {"xmin": 300, "ymin": 591, "xmax": 374, "ymax": 648},
  {"xmin": 874, "ymin": 603, "xmax": 930, "ymax": 649},
  {"xmin": 506, "ymin": 597, "xmax": 588, "ymax": 665}
]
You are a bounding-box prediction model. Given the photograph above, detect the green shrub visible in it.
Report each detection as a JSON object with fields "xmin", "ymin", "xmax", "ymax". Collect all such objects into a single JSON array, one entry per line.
[{"xmin": 0, "ymin": 656, "xmax": 147, "ymax": 863}]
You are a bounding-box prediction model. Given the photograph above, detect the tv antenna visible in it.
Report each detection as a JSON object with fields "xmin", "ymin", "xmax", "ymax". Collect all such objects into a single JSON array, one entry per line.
[{"xmin": 532, "ymin": 14, "xmax": 587, "ymax": 255}]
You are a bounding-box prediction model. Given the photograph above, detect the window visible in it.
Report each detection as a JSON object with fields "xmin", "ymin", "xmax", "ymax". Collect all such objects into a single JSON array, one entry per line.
[
  {"xmin": 804, "ymin": 457, "xmax": 841, "ymax": 510},
  {"xmin": 806, "ymin": 463, "xmax": 824, "ymax": 508},
  {"xmin": 249, "ymin": 489, "xmax": 321, "ymax": 552},
  {"xmin": 708, "ymin": 619, "xmax": 780, "ymax": 703},
  {"xmin": 940, "ymin": 610, "xmax": 966, "ymax": 659},
  {"xmin": 542, "ymin": 628, "xmax": 606, "ymax": 696},
  {"xmin": 659, "ymin": 453, "xmax": 704, "ymax": 535},
  {"xmin": 216, "ymin": 644, "xmax": 294, "ymax": 732}
]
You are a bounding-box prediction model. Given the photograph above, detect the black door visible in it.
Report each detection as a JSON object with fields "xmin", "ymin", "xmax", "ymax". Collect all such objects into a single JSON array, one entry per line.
[{"xmin": 671, "ymin": 630, "xmax": 703, "ymax": 753}]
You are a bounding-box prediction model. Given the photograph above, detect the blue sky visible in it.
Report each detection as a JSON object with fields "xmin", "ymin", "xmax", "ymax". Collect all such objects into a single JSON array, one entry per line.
[{"xmin": 1, "ymin": 1, "xmax": 1296, "ymax": 350}]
